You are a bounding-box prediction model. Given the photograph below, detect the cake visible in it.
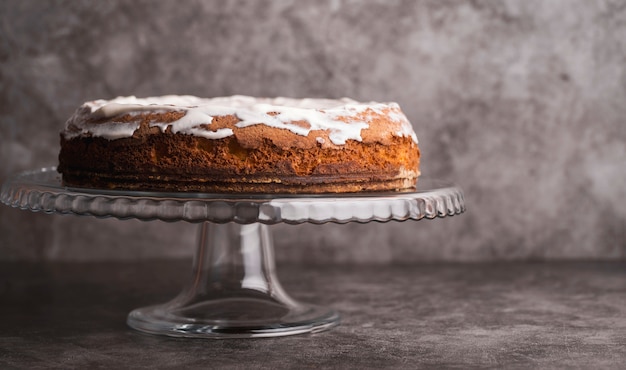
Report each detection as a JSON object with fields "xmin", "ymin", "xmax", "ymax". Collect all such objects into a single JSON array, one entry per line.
[{"xmin": 57, "ymin": 95, "xmax": 420, "ymax": 193}]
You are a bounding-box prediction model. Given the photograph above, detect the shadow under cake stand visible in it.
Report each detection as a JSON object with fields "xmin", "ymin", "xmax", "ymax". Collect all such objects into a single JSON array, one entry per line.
[{"xmin": 1, "ymin": 167, "xmax": 465, "ymax": 339}]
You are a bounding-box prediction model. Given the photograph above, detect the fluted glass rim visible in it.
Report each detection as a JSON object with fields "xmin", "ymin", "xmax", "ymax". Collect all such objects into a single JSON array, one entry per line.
[{"xmin": 1, "ymin": 167, "xmax": 465, "ymax": 224}]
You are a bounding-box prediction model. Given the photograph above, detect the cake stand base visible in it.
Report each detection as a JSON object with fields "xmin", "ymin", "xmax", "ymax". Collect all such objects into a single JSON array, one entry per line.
[{"xmin": 126, "ymin": 222, "xmax": 340, "ymax": 338}]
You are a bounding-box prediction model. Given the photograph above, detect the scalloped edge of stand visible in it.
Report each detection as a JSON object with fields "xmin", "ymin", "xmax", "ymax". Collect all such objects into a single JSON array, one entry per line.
[{"xmin": 1, "ymin": 167, "xmax": 465, "ymax": 224}]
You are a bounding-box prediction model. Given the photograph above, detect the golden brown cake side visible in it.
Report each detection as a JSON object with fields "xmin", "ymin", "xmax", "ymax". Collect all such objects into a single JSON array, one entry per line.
[{"xmin": 58, "ymin": 96, "xmax": 420, "ymax": 194}]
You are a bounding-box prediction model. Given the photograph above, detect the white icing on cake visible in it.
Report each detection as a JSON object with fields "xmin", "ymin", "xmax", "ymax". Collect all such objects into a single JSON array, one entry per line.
[{"xmin": 63, "ymin": 95, "xmax": 419, "ymax": 145}]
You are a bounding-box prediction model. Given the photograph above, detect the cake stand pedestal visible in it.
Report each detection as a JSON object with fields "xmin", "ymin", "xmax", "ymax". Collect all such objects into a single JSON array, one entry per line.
[{"xmin": 1, "ymin": 167, "xmax": 465, "ymax": 338}]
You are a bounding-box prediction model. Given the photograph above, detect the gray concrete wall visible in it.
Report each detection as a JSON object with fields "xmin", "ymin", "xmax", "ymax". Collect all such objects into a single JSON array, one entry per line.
[{"xmin": 1, "ymin": 0, "xmax": 624, "ymax": 262}]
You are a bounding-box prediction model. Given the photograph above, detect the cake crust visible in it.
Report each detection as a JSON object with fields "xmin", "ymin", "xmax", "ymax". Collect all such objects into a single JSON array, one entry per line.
[{"xmin": 58, "ymin": 95, "xmax": 420, "ymax": 194}]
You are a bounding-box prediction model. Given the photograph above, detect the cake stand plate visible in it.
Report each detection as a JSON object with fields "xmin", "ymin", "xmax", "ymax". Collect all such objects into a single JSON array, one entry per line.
[{"xmin": 1, "ymin": 167, "xmax": 465, "ymax": 338}]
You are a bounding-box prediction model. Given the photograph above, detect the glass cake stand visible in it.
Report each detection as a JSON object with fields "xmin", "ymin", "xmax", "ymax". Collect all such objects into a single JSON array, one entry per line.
[{"xmin": 1, "ymin": 167, "xmax": 465, "ymax": 339}]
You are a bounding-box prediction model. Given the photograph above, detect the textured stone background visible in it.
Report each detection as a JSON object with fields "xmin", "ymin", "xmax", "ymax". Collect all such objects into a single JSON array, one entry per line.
[{"xmin": 1, "ymin": 0, "xmax": 624, "ymax": 262}]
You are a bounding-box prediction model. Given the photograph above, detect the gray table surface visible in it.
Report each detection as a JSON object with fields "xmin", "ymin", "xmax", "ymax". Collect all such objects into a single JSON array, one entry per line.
[{"xmin": 1, "ymin": 260, "xmax": 624, "ymax": 369}]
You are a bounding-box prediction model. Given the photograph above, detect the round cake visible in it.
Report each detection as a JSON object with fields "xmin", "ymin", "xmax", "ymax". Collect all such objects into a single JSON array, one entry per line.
[{"xmin": 57, "ymin": 95, "xmax": 420, "ymax": 193}]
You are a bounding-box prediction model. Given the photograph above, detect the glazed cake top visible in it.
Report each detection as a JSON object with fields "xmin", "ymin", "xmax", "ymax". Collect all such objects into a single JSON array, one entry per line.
[{"xmin": 62, "ymin": 95, "xmax": 418, "ymax": 146}]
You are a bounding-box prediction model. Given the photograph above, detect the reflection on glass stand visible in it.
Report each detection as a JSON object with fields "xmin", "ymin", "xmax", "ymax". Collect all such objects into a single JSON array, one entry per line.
[{"xmin": 1, "ymin": 168, "xmax": 464, "ymax": 338}]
